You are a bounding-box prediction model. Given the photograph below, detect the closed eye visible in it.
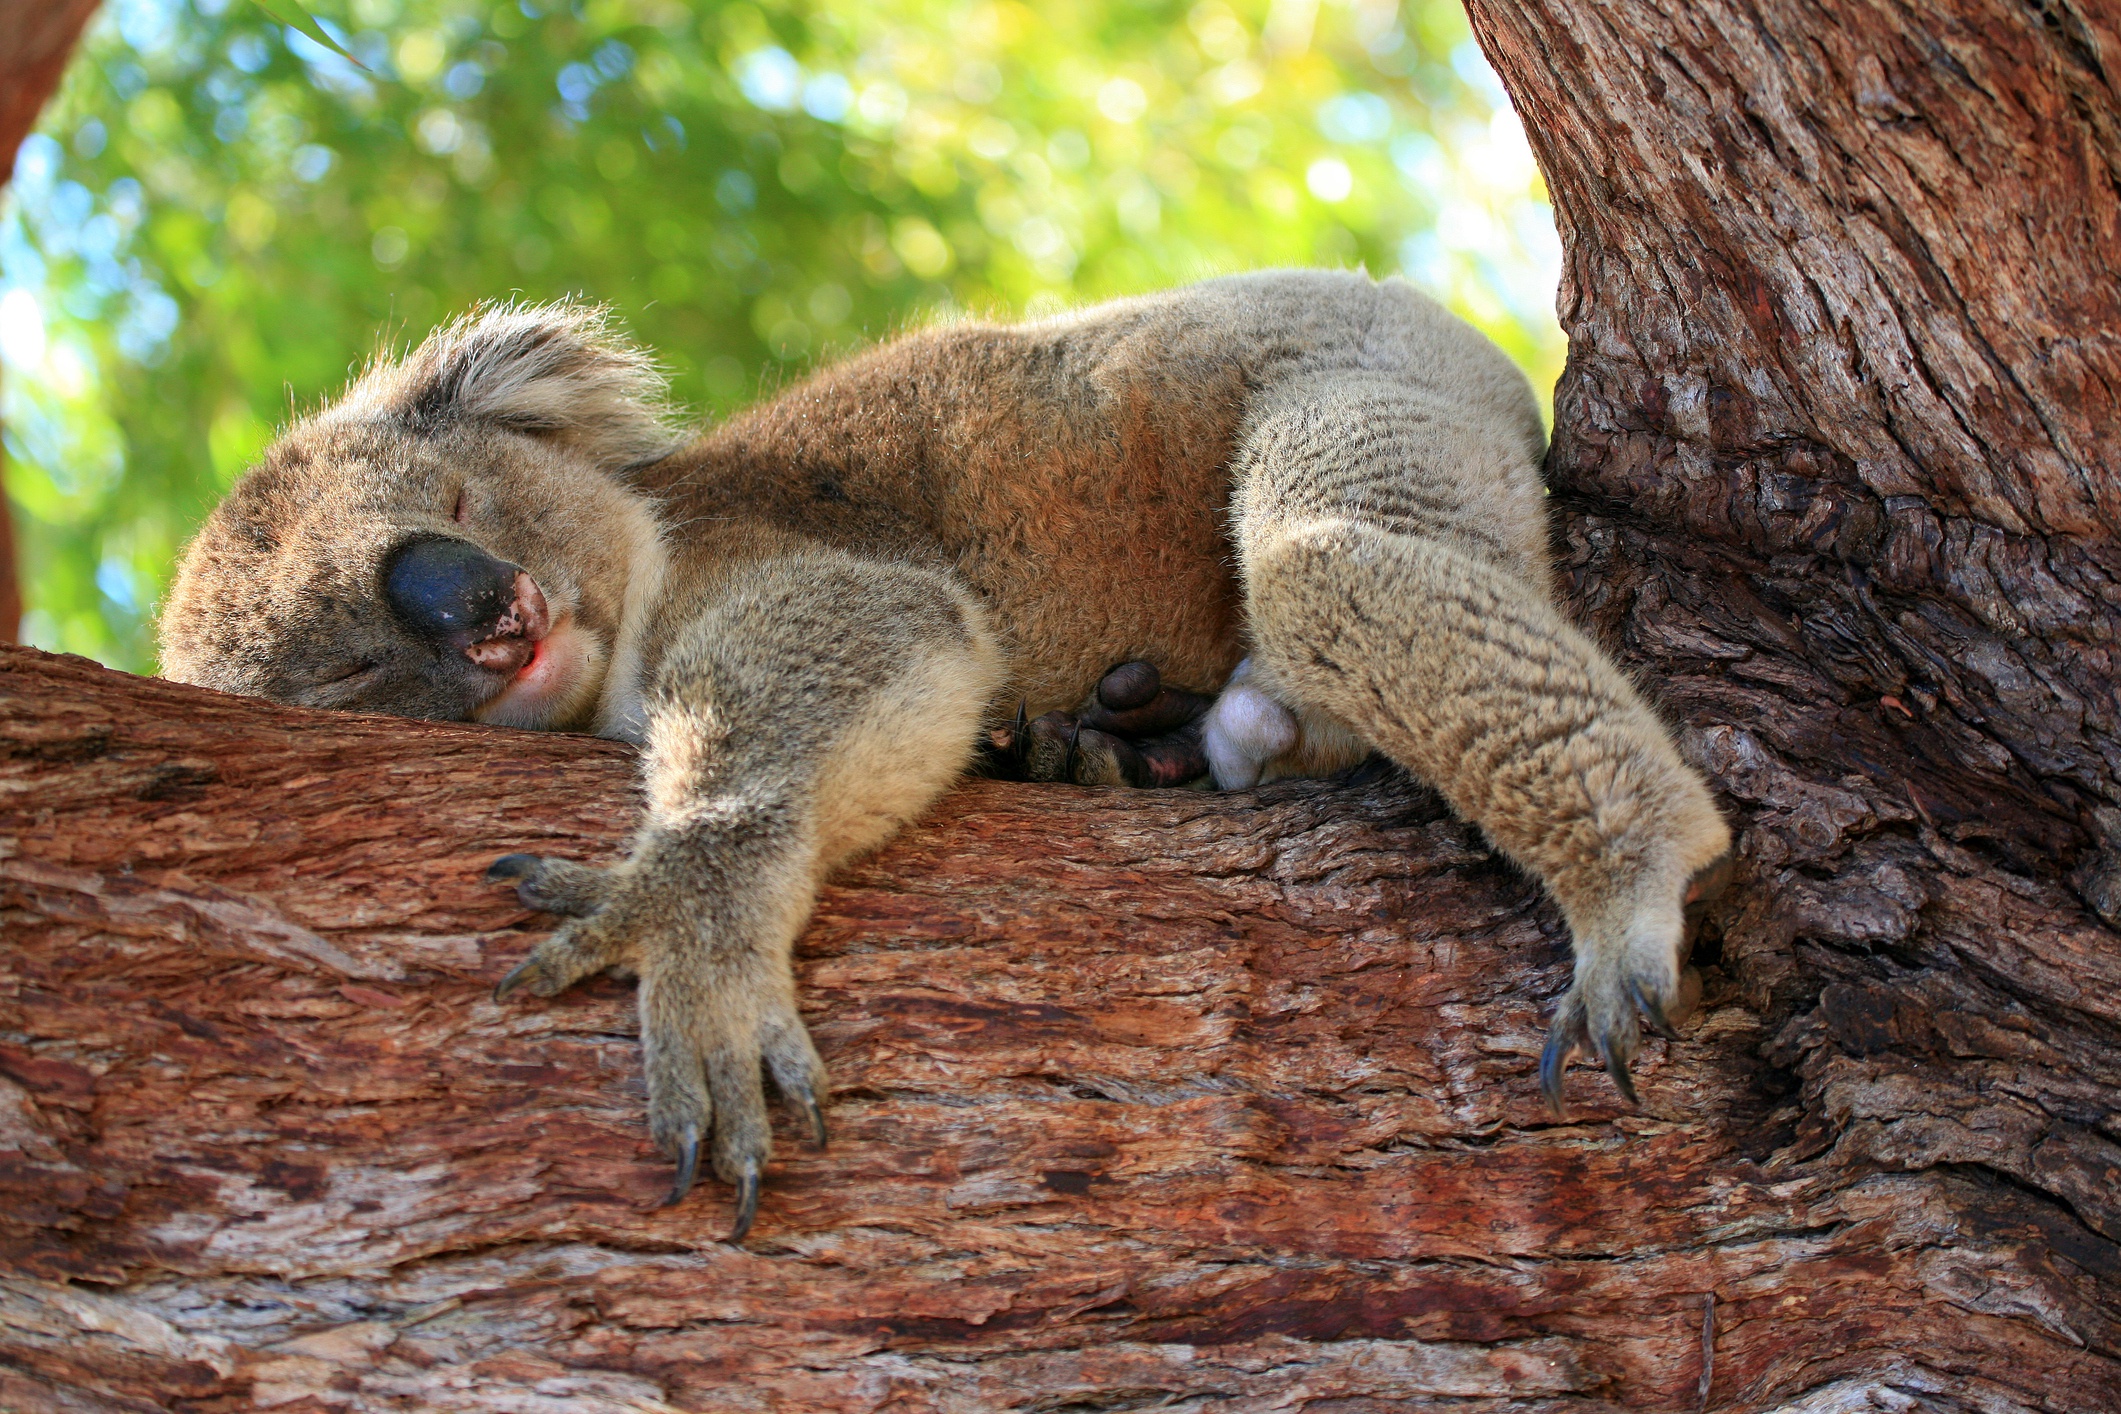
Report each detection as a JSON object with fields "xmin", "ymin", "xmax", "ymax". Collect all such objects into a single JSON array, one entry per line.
[
  {"xmin": 316, "ymin": 661, "xmax": 377, "ymax": 686},
  {"xmin": 452, "ymin": 489, "xmax": 469, "ymax": 523}
]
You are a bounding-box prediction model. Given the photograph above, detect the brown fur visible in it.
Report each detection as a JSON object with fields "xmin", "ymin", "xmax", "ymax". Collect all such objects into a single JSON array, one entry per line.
[{"xmin": 162, "ymin": 271, "xmax": 1729, "ymax": 1218}]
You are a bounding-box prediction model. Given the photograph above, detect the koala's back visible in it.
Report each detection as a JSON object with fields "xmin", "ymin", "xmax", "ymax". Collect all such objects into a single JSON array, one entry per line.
[{"xmin": 638, "ymin": 270, "xmax": 1543, "ymax": 711}]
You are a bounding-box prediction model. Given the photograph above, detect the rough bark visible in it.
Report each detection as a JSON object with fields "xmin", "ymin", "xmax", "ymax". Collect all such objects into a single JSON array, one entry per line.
[
  {"xmin": 1461, "ymin": 0, "xmax": 2121, "ymax": 1403},
  {"xmin": 7, "ymin": 642, "xmax": 2112, "ymax": 1414},
  {"xmin": 6, "ymin": 0, "xmax": 2121, "ymax": 1409},
  {"xmin": 0, "ymin": 0, "xmax": 105, "ymax": 642},
  {"xmin": 0, "ymin": 3, "xmax": 98, "ymax": 188}
]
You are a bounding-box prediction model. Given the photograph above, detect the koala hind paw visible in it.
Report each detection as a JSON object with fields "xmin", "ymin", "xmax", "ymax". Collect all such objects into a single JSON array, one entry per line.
[
  {"xmin": 1540, "ymin": 969, "xmax": 1659, "ymax": 1114},
  {"xmin": 987, "ymin": 661, "xmax": 1214, "ymax": 787},
  {"xmin": 1541, "ymin": 857, "xmax": 1727, "ymax": 1116},
  {"xmin": 1541, "ymin": 962, "xmax": 1708, "ymax": 1113}
]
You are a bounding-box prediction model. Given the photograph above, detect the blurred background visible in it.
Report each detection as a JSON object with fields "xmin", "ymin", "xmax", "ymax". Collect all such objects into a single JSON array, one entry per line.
[{"xmin": 1, "ymin": 0, "xmax": 1564, "ymax": 673}]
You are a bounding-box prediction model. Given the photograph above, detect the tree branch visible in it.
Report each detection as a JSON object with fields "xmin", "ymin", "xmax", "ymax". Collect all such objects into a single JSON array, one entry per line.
[{"xmin": 3, "ymin": 645, "xmax": 2116, "ymax": 1409}]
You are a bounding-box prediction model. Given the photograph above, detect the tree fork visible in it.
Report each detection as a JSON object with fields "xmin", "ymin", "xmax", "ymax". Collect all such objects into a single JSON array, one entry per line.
[{"xmin": 1468, "ymin": 0, "xmax": 2121, "ymax": 1400}]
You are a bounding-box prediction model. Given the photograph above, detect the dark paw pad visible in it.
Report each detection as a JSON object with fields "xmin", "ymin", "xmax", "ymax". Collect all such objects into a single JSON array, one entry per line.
[{"xmin": 990, "ymin": 661, "xmax": 1215, "ymax": 788}]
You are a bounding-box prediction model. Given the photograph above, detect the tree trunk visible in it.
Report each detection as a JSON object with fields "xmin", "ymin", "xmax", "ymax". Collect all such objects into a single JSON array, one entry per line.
[
  {"xmin": 4, "ymin": 0, "xmax": 2120, "ymax": 1409},
  {"xmin": 1465, "ymin": 0, "xmax": 2121, "ymax": 1402},
  {"xmin": 0, "ymin": 0, "xmax": 105, "ymax": 642}
]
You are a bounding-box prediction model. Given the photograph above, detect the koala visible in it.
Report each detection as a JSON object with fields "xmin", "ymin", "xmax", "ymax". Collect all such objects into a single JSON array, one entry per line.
[{"xmin": 161, "ymin": 271, "xmax": 1731, "ymax": 1240}]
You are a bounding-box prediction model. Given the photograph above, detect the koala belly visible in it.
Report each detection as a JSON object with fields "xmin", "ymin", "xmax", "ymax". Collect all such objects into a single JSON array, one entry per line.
[{"xmin": 946, "ymin": 451, "xmax": 1257, "ymax": 720}]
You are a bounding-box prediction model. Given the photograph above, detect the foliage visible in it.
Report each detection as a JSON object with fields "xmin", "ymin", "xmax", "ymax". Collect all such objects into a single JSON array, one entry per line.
[{"xmin": 2, "ymin": 0, "xmax": 1563, "ymax": 671}]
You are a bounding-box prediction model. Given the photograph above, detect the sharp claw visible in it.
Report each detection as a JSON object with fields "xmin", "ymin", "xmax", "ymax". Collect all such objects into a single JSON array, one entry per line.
[
  {"xmin": 978, "ymin": 701, "xmax": 1035, "ymax": 781},
  {"xmin": 493, "ymin": 957, "xmax": 540, "ymax": 1003},
  {"xmin": 1063, "ymin": 721, "xmax": 1082, "ymax": 780},
  {"xmin": 728, "ymin": 1160, "xmax": 761, "ymax": 1244},
  {"xmin": 1540, "ymin": 1018, "xmax": 1574, "ymax": 1117},
  {"xmin": 1595, "ymin": 1029, "xmax": 1641, "ymax": 1107},
  {"xmin": 487, "ymin": 853, "xmax": 538, "ymax": 883},
  {"xmin": 1630, "ymin": 977, "xmax": 1681, "ymax": 1041},
  {"xmin": 778, "ymin": 1075, "xmax": 830, "ymax": 1149},
  {"xmin": 664, "ymin": 1124, "xmax": 702, "ymax": 1208}
]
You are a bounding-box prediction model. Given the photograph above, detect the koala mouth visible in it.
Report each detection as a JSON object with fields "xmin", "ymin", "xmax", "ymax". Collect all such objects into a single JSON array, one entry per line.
[
  {"xmin": 463, "ymin": 572, "xmax": 552, "ymax": 676},
  {"xmin": 469, "ymin": 572, "xmax": 600, "ymax": 730}
]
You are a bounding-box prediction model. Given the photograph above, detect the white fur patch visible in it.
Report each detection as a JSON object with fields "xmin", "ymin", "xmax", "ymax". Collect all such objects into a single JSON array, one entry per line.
[
  {"xmin": 1203, "ymin": 660, "xmax": 1300, "ymax": 790},
  {"xmin": 592, "ymin": 518, "xmax": 671, "ymax": 745}
]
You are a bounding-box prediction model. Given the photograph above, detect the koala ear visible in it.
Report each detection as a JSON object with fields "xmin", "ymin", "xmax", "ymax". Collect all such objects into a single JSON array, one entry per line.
[{"xmin": 340, "ymin": 301, "xmax": 679, "ymax": 471}]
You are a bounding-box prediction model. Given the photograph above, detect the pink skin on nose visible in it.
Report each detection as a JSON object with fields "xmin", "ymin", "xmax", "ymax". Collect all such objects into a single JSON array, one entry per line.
[{"xmin": 464, "ymin": 573, "xmax": 551, "ymax": 674}]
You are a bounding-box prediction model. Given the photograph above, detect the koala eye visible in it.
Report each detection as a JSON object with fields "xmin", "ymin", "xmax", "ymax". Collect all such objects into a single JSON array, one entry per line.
[
  {"xmin": 316, "ymin": 661, "xmax": 377, "ymax": 686},
  {"xmin": 451, "ymin": 490, "xmax": 470, "ymax": 523}
]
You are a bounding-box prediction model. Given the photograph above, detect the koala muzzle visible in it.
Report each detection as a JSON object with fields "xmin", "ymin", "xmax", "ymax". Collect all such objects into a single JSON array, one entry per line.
[{"xmin": 384, "ymin": 537, "xmax": 551, "ymax": 674}]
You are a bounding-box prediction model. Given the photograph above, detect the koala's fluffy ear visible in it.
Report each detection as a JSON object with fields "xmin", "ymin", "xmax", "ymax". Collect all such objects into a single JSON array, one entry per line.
[{"xmin": 338, "ymin": 301, "xmax": 679, "ymax": 471}]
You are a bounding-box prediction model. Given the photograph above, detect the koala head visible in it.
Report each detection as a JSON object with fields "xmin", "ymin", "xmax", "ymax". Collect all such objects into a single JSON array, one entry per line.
[{"xmin": 160, "ymin": 303, "xmax": 676, "ymax": 731}]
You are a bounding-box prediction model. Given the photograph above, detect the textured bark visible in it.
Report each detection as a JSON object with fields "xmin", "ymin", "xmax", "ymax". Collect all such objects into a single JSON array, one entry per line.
[
  {"xmin": 1460, "ymin": 0, "xmax": 2121, "ymax": 1405},
  {"xmin": 2, "ymin": 620, "xmax": 2116, "ymax": 1414},
  {"xmin": 0, "ymin": 0, "xmax": 104, "ymax": 641},
  {"xmin": 0, "ymin": 2, "xmax": 99, "ymax": 188},
  {"xmin": 6, "ymin": 0, "xmax": 2121, "ymax": 1408}
]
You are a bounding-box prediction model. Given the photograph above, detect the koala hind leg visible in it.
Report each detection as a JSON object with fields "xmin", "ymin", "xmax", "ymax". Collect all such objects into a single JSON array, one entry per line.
[{"xmin": 1231, "ymin": 372, "xmax": 1730, "ymax": 1110}]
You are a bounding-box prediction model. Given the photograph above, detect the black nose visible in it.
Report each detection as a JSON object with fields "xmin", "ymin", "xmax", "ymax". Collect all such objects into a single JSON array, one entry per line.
[{"xmin": 383, "ymin": 537, "xmax": 519, "ymax": 645}]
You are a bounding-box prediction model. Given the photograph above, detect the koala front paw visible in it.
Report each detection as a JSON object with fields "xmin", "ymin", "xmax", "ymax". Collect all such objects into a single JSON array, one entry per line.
[
  {"xmin": 488, "ymin": 852, "xmax": 617, "ymax": 917},
  {"xmin": 488, "ymin": 854, "xmax": 628, "ymax": 1000},
  {"xmin": 640, "ymin": 966, "xmax": 828, "ymax": 1240},
  {"xmin": 487, "ymin": 853, "xmax": 828, "ymax": 1241}
]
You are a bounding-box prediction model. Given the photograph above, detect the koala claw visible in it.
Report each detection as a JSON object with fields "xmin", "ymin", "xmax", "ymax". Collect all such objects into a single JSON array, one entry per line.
[
  {"xmin": 493, "ymin": 956, "xmax": 544, "ymax": 1004},
  {"xmin": 1629, "ymin": 976, "xmax": 1681, "ymax": 1041},
  {"xmin": 487, "ymin": 853, "xmax": 540, "ymax": 882},
  {"xmin": 976, "ymin": 701, "xmax": 1035, "ymax": 780},
  {"xmin": 665, "ymin": 1123, "xmax": 703, "ymax": 1209},
  {"xmin": 781, "ymin": 1075, "xmax": 830, "ymax": 1150},
  {"xmin": 1542, "ymin": 962, "xmax": 1710, "ymax": 1116},
  {"xmin": 1595, "ymin": 1023, "xmax": 1642, "ymax": 1107},
  {"xmin": 488, "ymin": 852, "xmax": 616, "ymax": 918},
  {"xmin": 1542, "ymin": 855, "xmax": 1730, "ymax": 1116},
  {"xmin": 727, "ymin": 1160, "xmax": 761, "ymax": 1244},
  {"xmin": 1541, "ymin": 973, "xmax": 1651, "ymax": 1116},
  {"xmin": 1539, "ymin": 1004, "xmax": 1589, "ymax": 1116}
]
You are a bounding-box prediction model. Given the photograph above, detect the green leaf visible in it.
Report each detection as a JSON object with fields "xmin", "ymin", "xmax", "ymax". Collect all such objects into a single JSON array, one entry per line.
[{"xmin": 248, "ymin": 0, "xmax": 367, "ymax": 71}]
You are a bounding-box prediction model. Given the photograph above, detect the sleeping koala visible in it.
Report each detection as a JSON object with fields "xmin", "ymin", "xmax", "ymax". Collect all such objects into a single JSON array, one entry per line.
[{"xmin": 160, "ymin": 271, "xmax": 1730, "ymax": 1239}]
